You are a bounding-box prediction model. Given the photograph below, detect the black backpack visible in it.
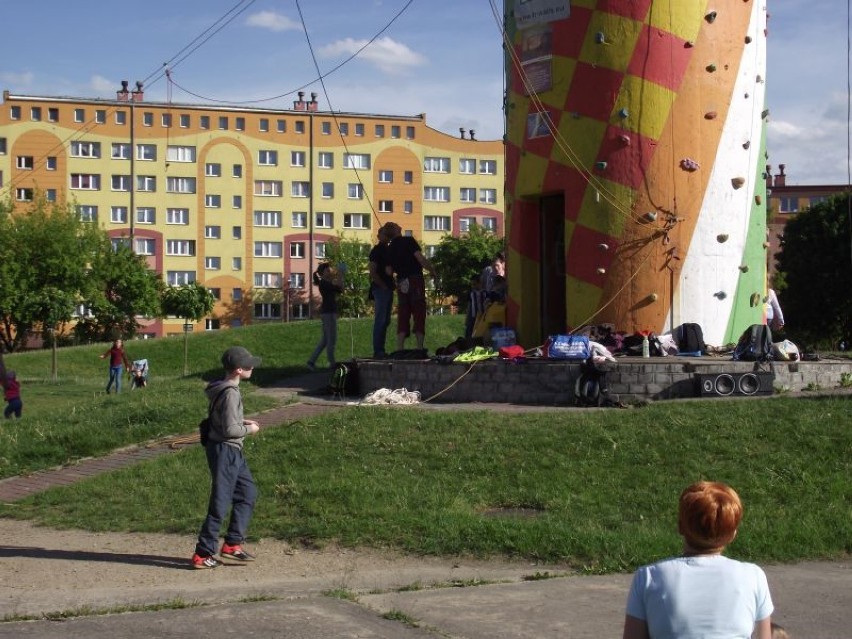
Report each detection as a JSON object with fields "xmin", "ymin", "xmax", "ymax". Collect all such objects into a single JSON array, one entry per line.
[
  {"xmin": 330, "ymin": 361, "xmax": 359, "ymax": 399},
  {"xmin": 574, "ymin": 358, "xmax": 611, "ymax": 407},
  {"xmin": 733, "ymin": 324, "xmax": 773, "ymax": 362},
  {"xmin": 676, "ymin": 323, "xmax": 706, "ymax": 355}
]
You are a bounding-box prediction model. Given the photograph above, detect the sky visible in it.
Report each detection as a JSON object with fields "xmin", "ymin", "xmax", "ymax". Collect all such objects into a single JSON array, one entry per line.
[{"xmin": 0, "ymin": 0, "xmax": 847, "ymax": 185}]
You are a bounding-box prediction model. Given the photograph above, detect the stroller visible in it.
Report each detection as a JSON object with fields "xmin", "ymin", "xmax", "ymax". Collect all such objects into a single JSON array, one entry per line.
[{"xmin": 130, "ymin": 359, "xmax": 149, "ymax": 389}]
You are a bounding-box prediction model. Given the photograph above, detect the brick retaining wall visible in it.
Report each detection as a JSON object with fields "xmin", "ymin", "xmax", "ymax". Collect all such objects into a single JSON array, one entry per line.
[{"xmin": 355, "ymin": 357, "xmax": 852, "ymax": 405}]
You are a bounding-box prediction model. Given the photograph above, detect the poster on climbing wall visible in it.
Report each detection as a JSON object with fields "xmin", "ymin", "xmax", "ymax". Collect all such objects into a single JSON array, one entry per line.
[
  {"xmin": 522, "ymin": 59, "xmax": 552, "ymax": 95},
  {"xmin": 521, "ymin": 26, "xmax": 552, "ymax": 63},
  {"xmin": 514, "ymin": 0, "xmax": 569, "ymax": 29},
  {"xmin": 526, "ymin": 110, "xmax": 554, "ymax": 139}
]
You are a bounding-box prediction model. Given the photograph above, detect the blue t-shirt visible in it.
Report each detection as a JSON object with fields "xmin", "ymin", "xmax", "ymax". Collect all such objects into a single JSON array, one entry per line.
[{"xmin": 625, "ymin": 555, "xmax": 773, "ymax": 639}]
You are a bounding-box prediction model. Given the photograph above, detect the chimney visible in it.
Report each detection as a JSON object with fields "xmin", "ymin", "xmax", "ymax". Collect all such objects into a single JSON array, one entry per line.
[
  {"xmin": 294, "ymin": 91, "xmax": 306, "ymax": 111},
  {"xmin": 459, "ymin": 127, "xmax": 466, "ymax": 139},
  {"xmin": 131, "ymin": 81, "xmax": 144, "ymax": 102},
  {"xmin": 117, "ymin": 80, "xmax": 130, "ymax": 101},
  {"xmin": 775, "ymin": 164, "xmax": 786, "ymax": 187},
  {"xmin": 308, "ymin": 92, "xmax": 319, "ymax": 112},
  {"xmin": 469, "ymin": 129, "xmax": 476, "ymax": 141}
]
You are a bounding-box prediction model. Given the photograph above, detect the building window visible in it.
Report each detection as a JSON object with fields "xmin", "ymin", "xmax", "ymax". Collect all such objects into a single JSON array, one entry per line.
[
  {"xmin": 322, "ymin": 182, "xmax": 334, "ymax": 198},
  {"xmin": 205, "ymin": 194, "xmax": 221, "ymax": 208},
  {"xmin": 259, "ymin": 150, "xmax": 278, "ymax": 166},
  {"xmin": 206, "ymin": 163, "xmax": 222, "ymax": 177},
  {"xmin": 166, "ymin": 145, "xmax": 196, "ymax": 162},
  {"xmin": 290, "ymin": 150, "xmax": 306, "ymax": 167},
  {"xmin": 254, "ymin": 241, "xmax": 283, "ymax": 258},
  {"xmin": 16, "ymin": 188, "xmax": 33, "ymax": 201},
  {"xmin": 355, "ymin": 123, "xmax": 365, "ymax": 136},
  {"xmin": 167, "ymin": 177, "xmax": 196, "ymax": 193},
  {"xmin": 233, "ymin": 226, "xmax": 242, "ymax": 239},
  {"xmin": 166, "ymin": 240, "xmax": 196, "ymax": 256},
  {"xmin": 142, "ymin": 112, "xmax": 153, "ymax": 126},
  {"xmin": 378, "ymin": 170, "xmax": 393, "ymax": 183},
  {"xmin": 375, "ymin": 124, "xmax": 385, "ymax": 137},
  {"xmin": 136, "ymin": 207, "xmax": 156, "ymax": 224},
  {"xmin": 233, "ymin": 164, "xmax": 243, "ymax": 178},
  {"xmin": 424, "ymin": 186, "xmax": 450, "ymax": 202},
  {"xmin": 233, "ymin": 195, "xmax": 242, "ymax": 209},
  {"xmin": 206, "ymin": 318, "xmax": 220, "ymax": 330},
  {"xmin": 808, "ymin": 196, "xmax": 827, "ymax": 207},
  {"xmin": 404, "ymin": 200, "xmax": 413, "ymax": 214},
  {"xmin": 424, "ymin": 157, "xmax": 450, "ymax": 173},
  {"xmin": 74, "ymin": 108, "xmax": 85, "ymax": 122},
  {"xmin": 318, "ymin": 152, "xmax": 334, "ymax": 168},
  {"xmin": 344, "ymin": 213, "xmax": 370, "ymax": 229},
  {"xmin": 460, "ymin": 187, "xmax": 476, "ymax": 203},
  {"xmin": 136, "ymin": 144, "xmax": 157, "ymax": 161},
  {"xmin": 295, "ymin": 120, "xmax": 305, "ymax": 134},
  {"xmin": 24, "ymin": 108, "xmax": 37, "ymax": 123},
  {"xmin": 291, "ymin": 181, "xmax": 310, "ymax": 197},
  {"xmin": 254, "ymin": 180, "xmax": 283, "ymax": 196},
  {"xmin": 111, "ymin": 206, "xmax": 128, "ymax": 223},
  {"xmin": 344, "ymin": 153, "xmax": 371, "ymax": 170},
  {"xmin": 200, "ymin": 115, "xmax": 210, "ymax": 129},
  {"xmin": 339, "ymin": 122, "xmax": 349, "ymax": 136},
  {"xmin": 233, "ymin": 257, "xmax": 242, "ymax": 270},
  {"xmin": 111, "ymin": 175, "xmax": 131, "ymax": 191},
  {"xmin": 258, "ymin": 118, "xmax": 269, "ymax": 132},
  {"xmin": 180, "ymin": 114, "xmax": 190, "ymax": 128},
  {"xmin": 315, "ymin": 212, "xmax": 333, "ymax": 228},
  {"xmin": 112, "ymin": 143, "xmax": 131, "ymax": 159},
  {"xmin": 479, "ymin": 188, "xmax": 497, "ymax": 204},
  {"xmin": 115, "ymin": 110, "xmax": 127, "ymax": 125},
  {"xmin": 291, "ymin": 303, "xmax": 309, "ymax": 319},
  {"xmin": 205, "ymin": 256, "xmax": 221, "ymax": 270},
  {"xmin": 479, "ymin": 159, "xmax": 497, "ymax": 175},
  {"xmin": 424, "ymin": 215, "xmax": 451, "ymax": 231},
  {"xmin": 460, "ymin": 158, "xmax": 475, "ymax": 174},
  {"xmin": 315, "ymin": 242, "xmax": 328, "ymax": 258},
  {"xmin": 277, "ymin": 119, "xmax": 286, "ymax": 133},
  {"xmin": 255, "ymin": 272, "xmax": 282, "ymax": 288},
  {"xmin": 233, "ymin": 287, "xmax": 243, "ymax": 300},
  {"xmin": 235, "ymin": 117, "xmax": 245, "ymax": 131},
  {"xmin": 167, "ymin": 208, "xmax": 190, "ymax": 225},
  {"xmin": 404, "ymin": 171, "xmax": 413, "ymax": 184},
  {"xmin": 208, "ymin": 288, "xmax": 221, "ymax": 301},
  {"xmin": 167, "ymin": 271, "xmax": 196, "ymax": 286},
  {"xmin": 77, "ymin": 205, "xmax": 98, "ymax": 223},
  {"xmin": 348, "ymin": 183, "xmax": 364, "ymax": 200},
  {"xmin": 135, "ymin": 238, "xmax": 155, "ymax": 255},
  {"xmin": 482, "ymin": 217, "xmax": 497, "ymax": 231},
  {"xmin": 48, "ymin": 107, "xmax": 59, "ymax": 122},
  {"xmin": 459, "ymin": 216, "xmax": 476, "ymax": 232},
  {"xmin": 16, "ymin": 156, "xmax": 34, "ymax": 170},
  {"xmin": 290, "ymin": 242, "xmax": 305, "ymax": 258},
  {"xmin": 71, "ymin": 141, "xmax": 101, "ymax": 158},
  {"xmin": 379, "ymin": 200, "xmax": 393, "ymax": 213},
  {"xmin": 406, "ymin": 126, "xmax": 415, "ymax": 139},
  {"xmin": 218, "ymin": 116, "xmax": 228, "ymax": 130},
  {"xmin": 10, "ymin": 106, "xmax": 21, "ymax": 120},
  {"xmin": 95, "ymin": 109, "xmax": 106, "ymax": 124},
  {"xmin": 135, "ymin": 175, "xmax": 156, "ymax": 192},
  {"xmin": 71, "ymin": 174, "xmax": 101, "ymax": 190},
  {"xmin": 254, "ymin": 303, "xmax": 282, "ymax": 319},
  {"xmin": 254, "ymin": 210, "xmax": 282, "ymax": 227},
  {"xmin": 161, "ymin": 113, "xmax": 172, "ymax": 128},
  {"xmin": 391, "ymin": 125, "xmax": 401, "ymax": 138},
  {"xmin": 321, "ymin": 121, "xmax": 331, "ymax": 135},
  {"xmin": 289, "ymin": 273, "xmax": 305, "ymax": 289},
  {"xmin": 291, "ymin": 211, "xmax": 307, "ymax": 228},
  {"xmin": 205, "ymin": 225, "xmax": 221, "ymax": 239}
]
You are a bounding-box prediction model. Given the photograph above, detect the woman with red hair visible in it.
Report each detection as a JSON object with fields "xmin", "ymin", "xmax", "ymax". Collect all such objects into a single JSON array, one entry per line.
[{"xmin": 622, "ymin": 481, "xmax": 774, "ymax": 639}]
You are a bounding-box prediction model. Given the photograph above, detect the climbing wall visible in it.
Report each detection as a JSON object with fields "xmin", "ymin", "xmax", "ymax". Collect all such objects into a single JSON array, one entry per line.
[{"xmin": 504, "ymin": 0, "xmax": 769, "ymax": 346}]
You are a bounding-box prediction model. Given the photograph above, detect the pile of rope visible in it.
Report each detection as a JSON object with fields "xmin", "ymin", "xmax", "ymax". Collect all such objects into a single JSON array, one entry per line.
[{"xmin": 360, "ymin": 387, "xmax": 421, "ymax": 405}]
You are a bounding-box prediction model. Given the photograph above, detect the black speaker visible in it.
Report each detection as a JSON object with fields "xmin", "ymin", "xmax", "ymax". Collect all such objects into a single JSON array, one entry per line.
[{"xmin": 697, "ymin": 372, "xmax": 774, "ymax": 397}]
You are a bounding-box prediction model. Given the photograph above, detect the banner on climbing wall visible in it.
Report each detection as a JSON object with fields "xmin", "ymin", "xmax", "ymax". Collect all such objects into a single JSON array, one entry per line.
[
  {"xmin": 520, "ymin": 25, "xmax": 553, "ymax": 95},
  {"xmin": 526, "ymin": 110, "xmax": 554, "ymax": 139},
  {"xmin": 515, "ymin": 0, "xmax": 570, "ymax": 29}
]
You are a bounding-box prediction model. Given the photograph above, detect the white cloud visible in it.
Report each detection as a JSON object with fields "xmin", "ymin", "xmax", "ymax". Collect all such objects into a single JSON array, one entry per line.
[
  {"xmin": 245, "ymin": 11, "xmax": 301, "ymax": 32},
  {"xmin": 319, "ymin": 36, "xmax": 426, "ymax": 75},
  {"xmin": 1, "ymin": 71, "xmax": 35, "ymax": 88},
  {"xmin": 90, "ymin": 75, "xmax": 115, "ymax": 94}
]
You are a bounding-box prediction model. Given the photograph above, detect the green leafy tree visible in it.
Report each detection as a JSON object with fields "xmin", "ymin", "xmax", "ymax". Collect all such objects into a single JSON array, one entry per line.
[
  {"xmin": 161, "ymin": 282, "xmax": 216, "ymax": 374},
  {"xmin": 775, "ymin": 194, "xmax": 852, "ymax": 348},
  {"xmin": 430, "ymin": 224, "xmax": 505, "ymax": 310},
  {"xmin": 322, "ymin": 234, "xmax": 372, "ymax": 318},
  {"xmin": 75, "ymin": 237, "xmax": 164, "ymax": 343},
  {"xmin": 0, "ymin": 195, "xmax": 100, "ymax": 353}
]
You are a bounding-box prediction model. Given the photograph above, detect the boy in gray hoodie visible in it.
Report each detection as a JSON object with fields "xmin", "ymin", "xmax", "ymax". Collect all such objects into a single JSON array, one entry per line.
[{"xmin": 192, "ymin": 346, "xmax": 261, "ymax": 569}]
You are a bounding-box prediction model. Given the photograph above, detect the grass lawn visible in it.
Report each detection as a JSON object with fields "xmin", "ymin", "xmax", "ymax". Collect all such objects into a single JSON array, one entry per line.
[{"xmin": 1, "ymin": 316, "xmax": 850, "ymax": 572}]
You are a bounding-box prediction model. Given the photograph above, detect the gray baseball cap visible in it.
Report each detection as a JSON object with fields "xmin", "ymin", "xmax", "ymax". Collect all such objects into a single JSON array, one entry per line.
[{"xmin": 221, "ymin": 346, "xmax": 261, "ymax": 371}]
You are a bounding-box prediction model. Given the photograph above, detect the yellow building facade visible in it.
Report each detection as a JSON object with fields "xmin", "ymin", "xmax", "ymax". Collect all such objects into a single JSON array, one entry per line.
[{"xmin": 0, "ymin": 89, "xmax": 503, "ymax": 337}]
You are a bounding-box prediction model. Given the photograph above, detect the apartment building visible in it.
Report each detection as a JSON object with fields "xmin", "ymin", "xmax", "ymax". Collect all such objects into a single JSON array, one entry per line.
[
  {"xmin": 765, "ymin": 164, "xmax": 845, "ymax": 280},
  {"xmin": 0, "ymin": 87, "xmax": 504, "ymax": 337}
]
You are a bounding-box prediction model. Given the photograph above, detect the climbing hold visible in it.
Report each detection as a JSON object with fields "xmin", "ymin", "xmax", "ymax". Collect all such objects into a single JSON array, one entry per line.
[
  {"xmin": 755, "ymin": 194, "xmax": 763, "ymax": 205},
  {"xmin": 743, "ymin": 140, "xmax": 751, "ymax": 149},
  {"xmin": 595, "ymin": 161, "xmax": 608, "ymax": 170},
  {"xmin": 618, "ymin": 108, "xmax": 629, "ymax": 118},
  {"xmin": 680, "ymin": 158, "xmax": 700, "ymax": 172},
  {"xmin": 595, "ymin": 32, "xmax": 606, "ymax": 44},
  {"xmin": 756, "ymin": 74, "xmax": 764, "ymax": 83},
  {"xmin": 649, "ymin": 293, "xmax": 659, "ymax": 302},
  {"xmin": 717, "ymin": 234, "xmax": 729, "ymax": 243},
  {"xmin": 762, "ymin": 241, "xmax": 770, "ymax": 249},
  {"xmin": 705, "ymin": 11, "xmax": 717, "ymax": 23},
  {"xmin": 750, "ymin": 292, "xmax": 761, "ymax": 307},
  {"xmin": 705, "ymin": 111, "xmax": 718, "ymax": 120},
  {"xmin": 731, "ymin": 177, "xmax": 746, "ymax": 189},
  {"xmin": 570, "ymin": 112, "xmax": 581, "ymax": 119},
  {"xmin": 744, "ymin": 92, "xmax": 750, "ymax": 99},
  {"xmin": 596, "ymin": 267, "xmax": 606, "ymax": 275},
  {"xmin": 619, "ymin": 134, "xmax": 631, "ymax": 146},
  {"xmin": 745, "ymin": 35, "xmax": 752, "ymax": 43},
  {"xmin": 598, "ymin": 243, "xmax": 609, "ymax": 251},
  {"xmin": 644, "ymin": 211, "xmax": 658, "ymax": 222},
  {"xmin": 706, "ymin": 63, "xmax": 717, "ymax": 72},
  {"xmin": 685, "ymin": 41, "xmax": 695, "ymax": 48},
  {"xmin": 714, "ymin": 291, "xmax": 728, "ymax": 300},
  {"xmin": 761, "ymin": 108, "xmax": 770, "ymax": 119},
  {"xmin": 739, "ymin": 265, "xmax": 749, "ymax": 273}
]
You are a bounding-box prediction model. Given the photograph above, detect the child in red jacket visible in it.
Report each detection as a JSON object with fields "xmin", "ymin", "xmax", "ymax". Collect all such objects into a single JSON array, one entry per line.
[{"xmin": 2, "ymin": 370, "xmax": 23, "ymax": 419}]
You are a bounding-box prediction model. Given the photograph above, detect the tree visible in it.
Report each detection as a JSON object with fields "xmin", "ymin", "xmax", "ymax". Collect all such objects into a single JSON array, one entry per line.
[
  {"xmin": 161, "ymin": 282, "xmax": 216, "ymax": 374},
  {"xmin": 0, "ymin": 196, "xmax": 101, "ymax": 353},
  {"xmin": 75, "ymin": 237, "xmax": 164, "ymax": 343},
  {"xmin": 775, "ymin": 194, "xmax": 852, "ymax": 348},
  {"xmin": 430, "ymin": 224, "xmax": 505, "ymax": 310},
  {"xmin": 322, "ymin": 234, "xmax": 372, "ymax": 318}
]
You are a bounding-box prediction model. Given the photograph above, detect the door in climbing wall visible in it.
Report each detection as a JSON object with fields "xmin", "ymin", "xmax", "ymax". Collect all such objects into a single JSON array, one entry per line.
[{"xmin": 540, "ymin": 194, "xmax": 566, "ymax": 338}]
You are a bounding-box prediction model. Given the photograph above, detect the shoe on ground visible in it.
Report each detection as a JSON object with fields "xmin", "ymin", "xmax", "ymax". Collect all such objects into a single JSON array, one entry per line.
[
  {"xmin": 191, "ymin": 553, "xmax": 222, "ymax": 569},
  {"xmin": 220, "ymin": 543, "xmax": 256, "ymax": 562}
]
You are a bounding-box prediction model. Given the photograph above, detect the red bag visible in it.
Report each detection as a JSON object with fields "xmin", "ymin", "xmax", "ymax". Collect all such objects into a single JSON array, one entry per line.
[{"xmin": 499, "ymin": 345, "xmax": 525, "ymax": 359}]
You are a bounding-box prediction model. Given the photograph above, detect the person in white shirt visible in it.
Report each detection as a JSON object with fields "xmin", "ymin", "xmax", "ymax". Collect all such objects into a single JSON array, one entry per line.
[
  {"xmin": 766, "ymin": 288, "xmax": 785, "ymax": 332},
  {"xmin": 622, "ymin": 481, "xmax": 774, "ymax": 639}
]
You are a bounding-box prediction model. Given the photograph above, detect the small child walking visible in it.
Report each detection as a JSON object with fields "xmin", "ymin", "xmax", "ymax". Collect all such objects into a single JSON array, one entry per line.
[{"xmin": 2, "ymin": 370, "xmax": 23, "ymax": 419}]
